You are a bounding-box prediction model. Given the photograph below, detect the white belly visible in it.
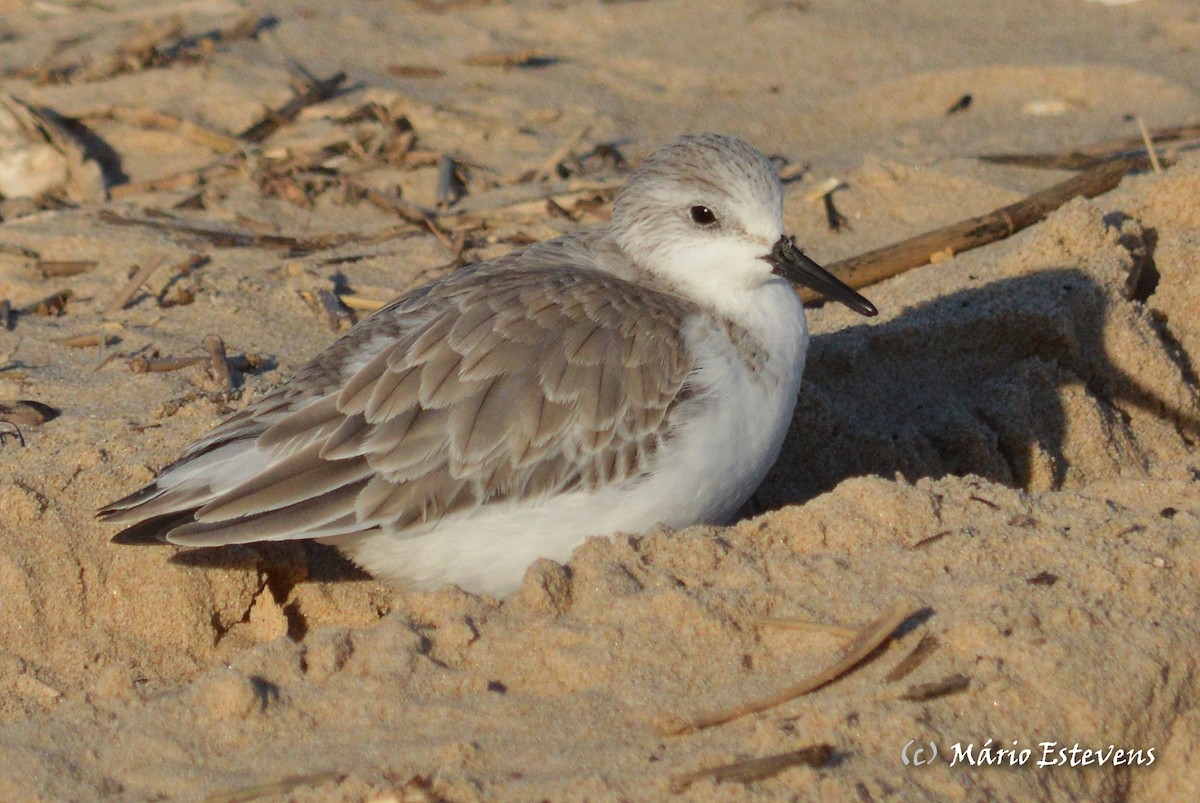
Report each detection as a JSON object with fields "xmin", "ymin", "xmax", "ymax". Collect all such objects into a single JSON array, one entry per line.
[{"xmin": 335, "ymin": 282, "xmax": 808, "ymax": 595}]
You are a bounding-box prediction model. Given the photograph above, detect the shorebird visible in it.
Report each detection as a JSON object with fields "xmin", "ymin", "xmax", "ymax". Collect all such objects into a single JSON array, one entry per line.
[{"xmin": 99, "ymin": 133, "xmax": 876, "ymax": 595}]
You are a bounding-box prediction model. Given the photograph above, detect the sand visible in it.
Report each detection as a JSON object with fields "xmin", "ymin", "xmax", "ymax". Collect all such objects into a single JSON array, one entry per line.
[{"xmin": 0, "ymin": 0, "xmax": 1198, "ymax": 799}]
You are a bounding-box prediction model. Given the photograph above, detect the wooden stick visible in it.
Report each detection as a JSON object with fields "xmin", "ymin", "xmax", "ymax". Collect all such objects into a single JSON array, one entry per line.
[
  {"xmin": 802, "ymin": 157, "xmax": 1133, "ymax": 302},
  {"xmin": 664, "ymin": 600, "xmax": 915, "ymax": 735},
  {"xmin": 238, "ymin": 72, "xmax": 347, "ymax": 144}
]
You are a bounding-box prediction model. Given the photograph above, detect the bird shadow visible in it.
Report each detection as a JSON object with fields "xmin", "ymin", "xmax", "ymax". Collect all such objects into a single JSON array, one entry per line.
[
  {"xmin": 170, "ymin": 539, "xmax": 371, "ymax": 584},
  {"xmin": 756, "ymin": 263, "xmax": 1198, "ymax": 511}
]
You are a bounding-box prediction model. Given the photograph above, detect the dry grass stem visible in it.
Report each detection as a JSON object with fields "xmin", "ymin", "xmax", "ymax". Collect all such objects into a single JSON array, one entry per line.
[
  {"xmin": 105, "ymin": 255, "xmax": 168, "ymax": 315},
  {"xmin": 752, "ymin": 617, "xmax": 858, "ymax": 640},
  {"xmin": 1136, "ymin": 116, "xmax": 1164, "ymax": 175},
  {"xmin": 665, "ymin": 600, "xmax": 916, "ymax": 735},
  {"xmin": 804, "ymin": 177, "xmax": 843, "ymax": 203},
  {"xmin": 978, "ymin": 122, "xmax": 1200, "ymax": 170}
]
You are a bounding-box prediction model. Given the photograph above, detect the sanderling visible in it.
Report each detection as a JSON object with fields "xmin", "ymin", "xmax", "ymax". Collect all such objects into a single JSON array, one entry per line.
[{"xmin": 99, "ymin": 133, "xmax": 876, "ymax": 596}]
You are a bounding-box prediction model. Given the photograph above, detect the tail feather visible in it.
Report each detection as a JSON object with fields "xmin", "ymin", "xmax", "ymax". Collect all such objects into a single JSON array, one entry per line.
[
  {"xmin": 96, "ymin": 482, "xmax": 166, "ymax": 520},
  {"xmin": 109, "ymin": 510, "xmax": 200, "ymax": 545},
  {"xmin": 97, "ymin": 480, "xmax": 219, "ymax": 526}
]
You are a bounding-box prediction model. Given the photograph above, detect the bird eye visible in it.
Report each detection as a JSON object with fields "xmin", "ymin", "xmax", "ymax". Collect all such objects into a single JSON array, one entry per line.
[{"xmin": 689, "ymin": 205, "xmax": 717, "ymax": 226}]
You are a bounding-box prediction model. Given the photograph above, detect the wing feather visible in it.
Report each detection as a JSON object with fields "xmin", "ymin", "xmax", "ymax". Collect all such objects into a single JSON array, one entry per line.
[{"xmin": 99, "ymin": 259, "xmax": 696, "ymax": 548}]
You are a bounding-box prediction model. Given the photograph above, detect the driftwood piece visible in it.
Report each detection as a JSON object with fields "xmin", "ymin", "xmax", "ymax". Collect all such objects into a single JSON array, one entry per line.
[{"xmin": 802, "ymin": 157, "xmax": 1134, "ymax": 302}]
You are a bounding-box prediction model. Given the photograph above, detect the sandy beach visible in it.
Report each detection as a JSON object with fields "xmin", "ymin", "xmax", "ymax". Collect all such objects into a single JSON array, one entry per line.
[{"xmin": 0, "ymin": 0, "xmax": 1198, "ymax": 799}]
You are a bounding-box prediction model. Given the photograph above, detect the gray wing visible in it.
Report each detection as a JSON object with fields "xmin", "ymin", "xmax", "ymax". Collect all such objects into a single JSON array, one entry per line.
[{"xmin": 99, "ymin": 260, "xmax": 694, "ymax": 546}]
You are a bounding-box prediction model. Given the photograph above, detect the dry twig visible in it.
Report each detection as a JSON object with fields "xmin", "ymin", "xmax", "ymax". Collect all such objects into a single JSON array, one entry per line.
[
  {"xmin": 238, "ymin": 72, "xmax": 347, "ymax": 144},
  {"xmin": 105, "ymin": 255, "xmax": 168, "ymax": 315},
  {"xmin": 1135, "ymin": 116, "xmax": 1164, "ymax": 175},
  {"xmin": 665, "ymin": 600, "xmax": 915, "ymax": 735},
  {"xmin": 804, "ymin": 158, "xmax": 1134, "ymax": 302}
]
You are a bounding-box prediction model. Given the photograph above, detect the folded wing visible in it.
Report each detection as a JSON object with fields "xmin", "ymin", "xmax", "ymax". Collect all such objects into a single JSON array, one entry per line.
[{"xmin": 99, "ymin": 265, "xmax": 694, "ymax": 546}]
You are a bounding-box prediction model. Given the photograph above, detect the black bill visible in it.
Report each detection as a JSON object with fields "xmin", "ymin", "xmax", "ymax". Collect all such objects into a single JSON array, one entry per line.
[{"xmin": 765, "ymin": 235, "xmax": 877, "ymax": 317}]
